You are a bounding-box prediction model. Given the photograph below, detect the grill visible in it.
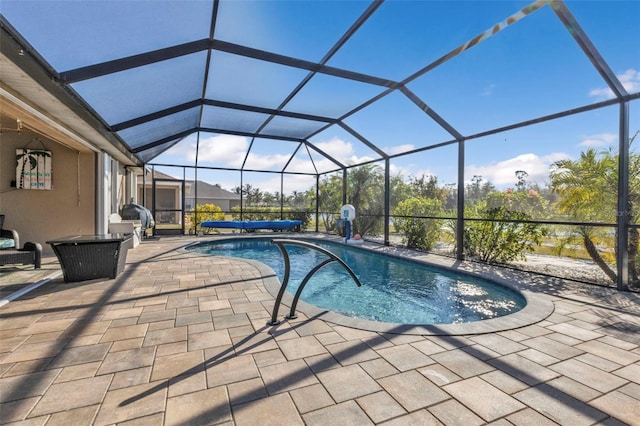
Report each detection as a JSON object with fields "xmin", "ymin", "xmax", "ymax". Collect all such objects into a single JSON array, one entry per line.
[{"xmin": 121, "ymin": 203, "xmax": 155, "ymax": 233}]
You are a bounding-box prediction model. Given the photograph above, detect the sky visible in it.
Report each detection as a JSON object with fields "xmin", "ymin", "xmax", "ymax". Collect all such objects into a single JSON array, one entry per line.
[{"xmin": 2, "ymin": 0, "xmax": 639, "ymax": 194}]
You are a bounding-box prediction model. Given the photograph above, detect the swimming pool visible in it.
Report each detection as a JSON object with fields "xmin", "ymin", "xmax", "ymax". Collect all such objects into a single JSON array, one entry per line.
[{"xmin": 187, "ymin": 237, "xmax": 527, "ymax": 325}]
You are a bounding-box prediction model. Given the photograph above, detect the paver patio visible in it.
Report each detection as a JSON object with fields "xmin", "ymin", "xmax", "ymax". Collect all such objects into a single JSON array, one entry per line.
[{"xmin": 1, "ymin": 235, "xmax": 639, "ymax": 425}]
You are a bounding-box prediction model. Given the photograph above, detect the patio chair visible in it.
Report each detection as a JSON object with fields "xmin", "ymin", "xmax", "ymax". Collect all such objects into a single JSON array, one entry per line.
[{"xmin": 0, "ymin": 215, "xmax": 42, "ymax": 269}]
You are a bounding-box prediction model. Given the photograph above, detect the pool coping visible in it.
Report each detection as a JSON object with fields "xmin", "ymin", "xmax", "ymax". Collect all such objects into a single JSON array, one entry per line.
[{"xmin": 185, "ymin": 234, "xmax": 556, "ymax": 336}]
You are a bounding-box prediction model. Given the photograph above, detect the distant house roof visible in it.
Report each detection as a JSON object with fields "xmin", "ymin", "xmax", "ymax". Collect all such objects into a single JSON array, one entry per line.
[
  {"xmin": 186, "ymin": 181, "xmax": 240, "ymax": 201},
  {"xmin": 136, "ymin": 170, "xmax": 240, "ymax": 200},
  {"xmin": 137, "ymin": 169, "xmax": 179, "ymax": 181}
]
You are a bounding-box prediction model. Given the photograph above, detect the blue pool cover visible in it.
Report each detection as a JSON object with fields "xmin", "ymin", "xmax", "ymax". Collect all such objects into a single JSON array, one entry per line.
[{"xmin": 201, "ymin": 220, "xmax": 302, "ymax": 230}]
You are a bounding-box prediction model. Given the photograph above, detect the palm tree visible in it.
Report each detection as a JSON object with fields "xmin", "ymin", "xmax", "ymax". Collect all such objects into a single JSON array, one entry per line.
[
  {"xmin": 550, "ymin": 132, "xmax": 640, "ymax": 289},
  {"xmin": 347, "ymin": 164, "xmax": 384, "ymax": 236}
]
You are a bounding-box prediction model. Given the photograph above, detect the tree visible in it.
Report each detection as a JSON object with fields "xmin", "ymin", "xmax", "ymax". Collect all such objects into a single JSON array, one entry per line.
[
  {"xmin": 442, "ymin": 183, "xmax": 458, "ymax": 211},
  {"xmin": 409, "ymin": 174, "xmax": 448, "ymax": 204},
  {"xmin": 347, "ymin": 164, "xmax": 385, "ymax": 236},
  {"xmin": 389, "ymin": 174, "xmax": 412, "ymax": 212},
  {"xmin": 317, "ymin": 173, "xmax": 343, "ymax": 232},
  {"xmin": 315, "ymin": 165, "xmax": 387, "ymax": 236},
  {"xmin": 551, "ymin": 133, "xmax": 640, "ymax": 289},
  {"xmin": 234, "ymin": 184, "xmax": 269, "ymax": 207},
  {"xmin": 515, "ymin": 170, "xmax": 529, "ymax": 192},
  {"xmin": 486, "ymin": 187, "xmax": 548, "ymax": 220},
  {"xmin": 466, "ymin": 175, "xmax": 495, "ymax": 206}
]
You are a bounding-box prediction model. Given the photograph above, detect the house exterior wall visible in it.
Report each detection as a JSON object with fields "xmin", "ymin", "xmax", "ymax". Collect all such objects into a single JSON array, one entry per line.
[
  {"xmin": 185, "ymin": 197, "xmax": 231, "ymax": 211},
  {"xmin": 0, "ymin": 131, "xmax": 95, "ymax": 255},
  {"xmin": 229, "ymin": 199, "xmax": 240, "ymax": 210}
]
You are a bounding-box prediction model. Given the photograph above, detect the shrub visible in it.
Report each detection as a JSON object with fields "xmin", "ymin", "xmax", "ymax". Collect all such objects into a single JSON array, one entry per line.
[
  {"xmin": 185, "ymin": 203, "xmax": 224, "ymax": 233},
  {"xmin": 486, "ymin": 189, "xmax": 548, "ymax": 219},
  {"xmin": 464, "ymin": 203, "xmax": 547, "ymax": 263},
  {"xmin": 393, "ymin": 197, "xmax": 443, "ymax": 250}
]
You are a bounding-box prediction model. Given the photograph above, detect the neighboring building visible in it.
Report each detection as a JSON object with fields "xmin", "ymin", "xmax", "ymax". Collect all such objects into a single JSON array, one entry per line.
[
  {"xmin": 135, "ymin": 169, "xmax": 181, "ymax": 217},
  {"xmin": 135, "ymin": 170, "xmax": 240, "ymax": 215},
  {"xmin": 185, "ymin": 181, "xmax": 241, "ymax": 212}
]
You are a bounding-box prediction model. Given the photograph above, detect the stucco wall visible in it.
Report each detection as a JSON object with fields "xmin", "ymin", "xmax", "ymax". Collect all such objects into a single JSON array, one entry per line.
[{"xmin": 0, "ymin": 131, "xmax": 95, "ymax": 256}]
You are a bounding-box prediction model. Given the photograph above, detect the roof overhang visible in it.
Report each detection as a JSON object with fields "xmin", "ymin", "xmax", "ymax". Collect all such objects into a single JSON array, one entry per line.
[{"xmin": 0, "ymin": 22, "xmax": 140, "ymax": 166}]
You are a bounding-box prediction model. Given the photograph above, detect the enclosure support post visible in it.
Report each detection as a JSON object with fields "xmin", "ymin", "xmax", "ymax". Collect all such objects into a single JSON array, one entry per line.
[
  {"xmin": 95, "ymin": 152, "xmax": 108, "ymax": 234},
  {"xmin": 616, "ymin": 101, "xmax": 630, "ymax": 291},
  {"xmin": 195, "ymin": 134, "xmax": 200, "ymax": 228},
  {"xmin": 142, "ymin": 164, "xmax": 147, "ymax": 206},
  {"xmin": 384, "ymin": 158, "xmax": 390, "ymax": 246},
  {"xmin": 280, "ymin": 174, "xmax": 284, "ymax": 220},
  {"xmin": 456, "ymin": 140, "xmax": 465, "ymax": 260},
  {"xmin": 151, "ymin": 166, "xmax": 157, "ymax": 233},
  {"xmin": 342, "ymin": 168, "xmax": 348, "ymax": 206},
  {"xmin": 239, "ymin": 171, "xmax": 244, "ymax": 221},
  {"xmin": 315, "ymin": 174, "xmax": 320, "ymax": 233}
]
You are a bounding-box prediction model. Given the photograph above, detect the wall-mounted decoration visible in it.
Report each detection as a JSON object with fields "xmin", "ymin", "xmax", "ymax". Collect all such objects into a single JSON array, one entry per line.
[{"xmin": 16, "ymin": 146, "xmax": 52, "ymax": 190}]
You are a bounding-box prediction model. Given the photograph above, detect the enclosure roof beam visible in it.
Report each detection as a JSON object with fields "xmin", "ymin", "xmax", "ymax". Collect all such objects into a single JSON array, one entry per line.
[
  {"xmin": 550, "ymin": 1, "xmax": 627, "ymax": 99},
  {"xmin": 304, "ymin": 141, "xmax": 346, "ymax": 170},
  {"xmin": 281, "ymin": 142, "xmax": 304, "ymax": 173},
  {"xmin": 251, "ymin": 0, "xmax": 384, "ymax": 168},
  {"xmin": 59, "ymin": 39, "xmax": 398, "ymax": 90},
  {"xmin": 338, "ymin": 122, "xmax": 388, "ymax": 159},
  {"xmin": 111, "ymin": 100, "xmax": 201, "ymax": 132},
  {"xmin": 330, "ymin": 0, "xmax": 547, "ymax": 144},
  {"xmin": 132, "ymin": 130, "xmax": 195, "ymax": 154},
  {"xmin": 111, "ymin": 98, "xmax": 336, "ymax": 132},
  {"xmin": 59, "ymin": 39, "xmax": 211, "ymax": 83},
  {"xmin": 133, "ymin": 126, "xmax": 307, "ymax": 155},
  {"xmin": 400, "ymin": 86, "xmax": 464, "ymax": 141}
]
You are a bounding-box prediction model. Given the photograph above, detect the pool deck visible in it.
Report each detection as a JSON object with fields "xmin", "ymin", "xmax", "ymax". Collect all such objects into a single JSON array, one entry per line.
[{"xmin": 1, "ymin": 234, "xmax": 639, "ymax": 425}]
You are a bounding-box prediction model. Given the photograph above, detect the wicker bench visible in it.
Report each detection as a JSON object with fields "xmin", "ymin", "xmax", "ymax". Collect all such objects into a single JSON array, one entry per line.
[
  {"xmin": 0, "ymin": 228, "xmax": 42, "ymax": 269},
  {"xmin": 47, "ymin": 234, "xmax": 131, "ymax": 283}
]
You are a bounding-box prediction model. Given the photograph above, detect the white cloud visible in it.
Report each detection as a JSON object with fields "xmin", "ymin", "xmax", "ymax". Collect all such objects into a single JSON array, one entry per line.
[
  {"xmin": 465, "ymin": 152, "xmax": 571, "ymax": 187},
  {"xmin": 481, "ymin": 83, "xmax": 496, "ymax": 96},
  {"xmin": 313, "ymin": 136, "xmax": 379, "ymax": 166},
  {"xmin": 388, "ymin": 161, "xmax": 437, "ymax": 183},
  {"xmin": 620, "ymin": 69, "xmax": 640, "ymax": 93},
  {"xmin": 243, "ymin": 152, "xmax": 290, "ymax": 170},
  {"xmin": 578, "ymin": 132, "xmax": 617, "ymax": 148},
  {"xmin": 285, "ymin": 155, "xmax": 312, "ymax": 172},
  {"xmin": 164, "ymin": 137, "xmax": 197, "ymax": 161},
  {"xmin": 165, "ymin": 134, "xmax": 250, "ymax": 167},
  {"xmin": 589, "ymin": 68, "xmax": 640, "ymax": 100},
  {"xmin": 314, "ymin": 137, "xmax": 355, "ymax": 159},
  {"xmin": 388, "ymin": 162, "xmax": 411, "ymax": 177},
  {"xmin": 196, "ymin": 135, "xmax": 250, "ymax": 167},
  {"xmin": 165, "ymin": 134, "xmax": 382, "ymax": 177},
  {"xmin": 241, "ymin": 173, "xmax": 316, "ymax": 195},
  {"xmin": 283, "ymin": 174, "xmax": 316, "ymax": 193},
  {"xmin": 385, "ymin": 144, "xmax": 415, "ymax": 155}
]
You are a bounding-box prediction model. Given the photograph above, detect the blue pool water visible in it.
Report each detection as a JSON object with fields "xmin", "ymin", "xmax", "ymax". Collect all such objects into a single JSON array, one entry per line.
[{"xmin": 187, "ymin": 238, "xmax": 526, "ymax": 324}]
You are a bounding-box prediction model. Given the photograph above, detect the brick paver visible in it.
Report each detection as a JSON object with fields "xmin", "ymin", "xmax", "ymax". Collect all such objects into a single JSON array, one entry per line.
[{"xmin": 1, "ymin": 235, "xmax": 639, "ymax": 425}]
